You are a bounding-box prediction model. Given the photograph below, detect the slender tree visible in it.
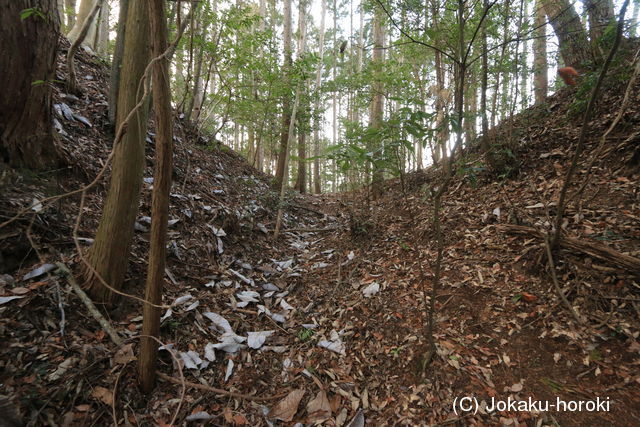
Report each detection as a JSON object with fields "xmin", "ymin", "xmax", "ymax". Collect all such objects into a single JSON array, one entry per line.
[
  {"xmin": 83, "ymin": 0, "xmax": 151, "ymax": 303},
  {"xmin": 108, "ymin": 0, "xmax": 130, "ymax": 124},
  {"xmin": 533, "ymin": 0, "xmax": 548, "ymax": 104},
  {"xmin": 65, "ymin": 0, "xmax": 77, "ymax": 29},
  {"xmin": 294, "ymin": 0, "xmax": 308, "ymax": 193},
  {"xmin": 139, "ymin": 0, "xmax": 173, "ymax": 392},
  {"xmin": 274, "ymin": 0, "xmax": 293, "ymax": 189},
  {"xmin": 370, "ymin": 1, "xmax": 385, "ymax": 199},
  {"xmin": 313, "ymin": 0, "xmax": 327, "ymax": 194}
]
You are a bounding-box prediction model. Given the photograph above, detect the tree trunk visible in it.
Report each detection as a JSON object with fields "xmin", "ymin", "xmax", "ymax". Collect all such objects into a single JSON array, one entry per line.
[
  {"xmin": 67, "ymin": 0, "xmax": 98, "ymax": 47},
  {"xmin": 480, "ymin": 0, "xmax": 491, "ymax": 160},
  {"xmin": 83, "ymin": 0, "xmax": 150, "ymax": 304},
  {"xmin": 293, "ymin": 0, "xmax": 308, "ymax": 193},
  {"xmin": 65, "ymin": 0, "xmax": 76, "ymax": 29},
  {"xmin": 584, "ymin": 0, "xmax": 615, "ymax": 60},
  {"xmin": 94, "ymin": 0, "xmax": 109, "ymax": 56},
  {"xmin": 584, "ymin": 0, "xmax": 615, "ymax": 41},
  {"xmin": 313, "ymin": 0, "xmax": 326, "ymax": 194},
  {"xmin": 139, "ymin": 0, "xmax": 173, "ymax": 393},
  {"xmin": 369, "ymin": 2, "xmax": 385, "ymax": 199},
  {"xmin": 108, "ymin": 0, "xmax": 129, "ymax": 124},
  {"xmin": 66, "ymin": 0, "xmax": 102, "ymax": 94},
  {"xmin": 464, "ymin": 75, "xmax": 477, "ymax": 144},
  {"xmin": 0, "ymin": 0, "xmax": 60, "ymax": 169},
  {"xmin": 541, "ymin": 0, "xmax": 591, "ymax": 69},
  {"xmin": 57, "ymin": 0, "xmax": 66, "ymax": 28},
  {"xmin": 274, "ymin": 0, "xmax": 293, "ymax": 189},
  {"xmin": 533, "ymin": 0, "xmax": 548, "ymax": 104}
]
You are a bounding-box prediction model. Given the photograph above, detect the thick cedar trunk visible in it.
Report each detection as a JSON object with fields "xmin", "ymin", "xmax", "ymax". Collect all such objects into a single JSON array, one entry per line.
[
  {"xmin": 274, "ymin": 0, "xmax": 292, "ymax": 189},
  {"xmin": 139, "ymin": 0, "xmax": 173, "ymax": 392},
  {"xmin": 369, "ymin": 3, "xmax": 385, "ymax": 199},
  {"xmin": 108, "ymin": 0, "xmax": 129, "ymax": 124},
  {"xmin": 533, "ymin": 0, "xmax": 548, "ymax": 104},
  {"xmin": 541, "ymin": 0, "xmax": 591, "ymax": 69},
  {"xmin": 0, "ymin": 0, "xmax": 60, "ymax": 169},
  {"xmin": 83, "ymin": 0, "xmax": 150, "ymax": 303}
]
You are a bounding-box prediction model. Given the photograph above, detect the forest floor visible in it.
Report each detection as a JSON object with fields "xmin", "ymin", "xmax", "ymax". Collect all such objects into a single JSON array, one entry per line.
[{"xmin": 1, "ymin": 40, "xmax": 640, "ymax": 426}]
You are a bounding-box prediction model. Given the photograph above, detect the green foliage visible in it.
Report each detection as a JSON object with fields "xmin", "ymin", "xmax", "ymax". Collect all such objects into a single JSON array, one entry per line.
[
  {"xmin": 297, "ymin": 328, "xmax": 315, "ymax": 342},
  {"xmin": 491, "ymin": 145, "xmax": 519, "ymax": 179},
  {"xmin": 568, "ymin": 71, "xmax": 598, "ymax": 117},
  {"xmin": 457, "ymin": 163, "xmax": 486, "ymax": 187},
  {"xmin": 20, "ymin": 8, "xmax": 46, "ymax": 21}
]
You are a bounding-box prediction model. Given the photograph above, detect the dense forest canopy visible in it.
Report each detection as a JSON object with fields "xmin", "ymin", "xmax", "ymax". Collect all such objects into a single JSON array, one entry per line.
[{"xmin": 40, "ymin": 0, "xmax": 638, "ymax": 194}]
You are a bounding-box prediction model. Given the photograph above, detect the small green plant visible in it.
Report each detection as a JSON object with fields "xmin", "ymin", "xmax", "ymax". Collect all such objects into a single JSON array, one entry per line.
[
  {"xmin": 166, "ymin": 320, "xmax": 182, "ymax": 332},
  {"xmin": 588, "ymin": 349, "xmax": 602, "ymax": 362},
  {"xmin": 457, "ymin": 164, "xmax": 486, "ymax": 187},
  {"xmin": 541, "ymin": 377, "xmax": 563, "ymax": 392},
  {"xmin": 389, "ymin": 347, "xmax": 401, "ymax": 357},
  {"xmin": 568, "ymin": 71, "xmax": 597, "ymax": 117},
  {"xmin": 20, "ymin": 8, "xmax": 47, "ymax": 21},
  {"xmin": 298, "ymin": 328, "xmax": 315, "ymax": 342},
  {"xmin": 398, "ymin": 241, "xmax": 411, "ymax": 251}
]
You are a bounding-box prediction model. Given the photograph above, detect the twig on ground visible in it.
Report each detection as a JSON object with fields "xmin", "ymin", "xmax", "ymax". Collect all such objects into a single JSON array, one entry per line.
[
  {"xmin": 543, "ymin": 236, "xmax": 583, "ymax": 324},
  {"xmin": 157, "ymin": 372, "xmax": 290, "ymax": 401},
  {"xmin": 56, "ymin": 262, "xmax": 124, "ymax": 346}
]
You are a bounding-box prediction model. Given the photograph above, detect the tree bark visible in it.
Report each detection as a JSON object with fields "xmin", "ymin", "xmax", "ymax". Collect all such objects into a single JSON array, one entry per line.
[
  {"xmin": 369, "ymin": 2, "xmax": 385, "ymax": 199},
  {"xmin": 533, "ymin": 0, "xmax": 548, "ymax": 104},
  {"xmin": 66, "ymin": 0, "xmax": 102, "ymax": 95},
  {"xmin": 584, "ymin": 0, "xmax": 615, "ymax": 41},
  {"xmin": 65, "ymin": 0, "xmax": 76, "ymax": 29},
  {"xmin": 83, "ymin": 0, "xmax": 150, "ymax": 304},
  {"xmin": 67, "ymin": 0, "xmax": 98, "ymax": 46},
  {"xmin": 274, "ymin": 0, "xmax": 293, "ymax": 189},
  {"xmin": 0, "ymin": 0, "xmax": 60, "ymax": 169},
  {"xmin": 94, "ymin": 0, "xmax": 109, "ymax": 55},
  {"xmin": 541, "ymin": 0, "xmax": 592, "ymax": 69},
  {"xmin": 480, "ymin": 0, "xmax": 490, "ymax": 158},
  {"xmin": 293, "ymin": 0, "xmax": 308, "ymax": 193},
  {"xmin": 312, "ymin": 0, "xmax": 326, "ymax": 194},
  {"xmin": 108, "ymin": 0, "xmax": 129, "ymax": 124},
  {"xmin": 139, "ymin": 0, "xmax": 173, "ymax": 393}
]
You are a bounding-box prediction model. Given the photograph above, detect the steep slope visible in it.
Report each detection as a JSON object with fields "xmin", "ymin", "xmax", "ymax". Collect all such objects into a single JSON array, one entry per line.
[{"xmin": 287, "ymin": 57, "xmax": 640, "ymax": 424}]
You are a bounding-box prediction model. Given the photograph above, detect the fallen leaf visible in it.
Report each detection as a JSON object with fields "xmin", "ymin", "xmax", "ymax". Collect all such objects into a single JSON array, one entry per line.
[
  {"xmin": 113, "ymin": 343, "xmax": 136, "ymax": 365},
  {"xmin": 91, "ymin": 386, "xmax": 113, "ymax": 405},
  {"xmin": 269, "ymin": 389, "xmax": 305, "ymax": 422},
  {"xmin": 306, "ymin": 390, "xmax": 331, "ymax": 422}
]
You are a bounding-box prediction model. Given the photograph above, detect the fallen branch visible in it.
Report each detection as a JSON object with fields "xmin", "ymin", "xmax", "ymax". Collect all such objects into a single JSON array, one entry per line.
[
  {"xmin": 55, "ymin": 262, "xmax": 124, "ymax": 346},
  {"xmin": 498, "ymin": 225, "xmax": 640, "ymax": 276},
  {"xmin": 282, "ymin": 227, "xmax": 338, "ymax": 233},
  {"xmin": 157, "ymin": 372, "xmax": 289, "ymax": 401},
  {"xmin": 544, "ymin": 236, "xmax": 583, "ymax": 324}
]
